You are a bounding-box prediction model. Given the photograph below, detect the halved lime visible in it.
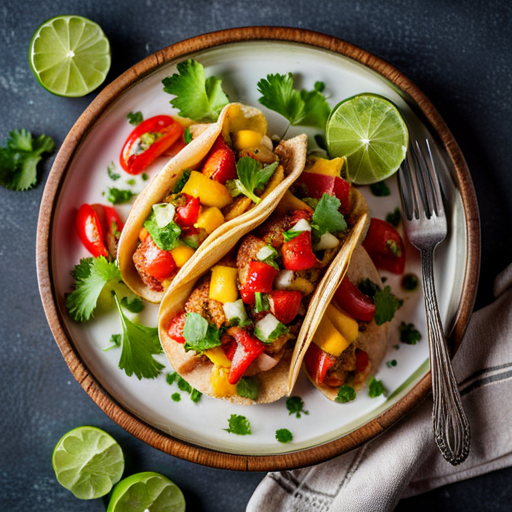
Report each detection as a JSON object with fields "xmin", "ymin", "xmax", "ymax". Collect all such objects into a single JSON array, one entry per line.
[
  {"xmin": 52, "ymin": 426, "xmax": 124, "ymax": 499},
  {"xmin": 107, "ymin": 472, "xmax": 186, "ymax": 512},
  {"xmin": 29, "ymin": 15, "xmax": 111, "ymax": 97},
  {"xmin": 326, "ymin": 93, "xmax": 409, "ymax": 185}
]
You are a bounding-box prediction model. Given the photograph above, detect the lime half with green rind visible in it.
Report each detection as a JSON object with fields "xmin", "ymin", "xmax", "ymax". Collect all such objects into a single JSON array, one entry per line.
[
  {"xmin": 326, "ymin": 93, "xmax": 409, "ymax": 185},
  {"xmin": 29, "ymin": 15, "xmax": 111, "ymax": 97},
  {"xmin": 52, "ymin": 426, "xmax": 124, "ymax": 499}
]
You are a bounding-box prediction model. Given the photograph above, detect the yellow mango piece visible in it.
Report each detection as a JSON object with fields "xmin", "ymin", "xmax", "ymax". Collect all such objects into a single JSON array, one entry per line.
[
  {"xmin": 275, "ymin": 190, "xmax": 313, "ymax": 216},
  {"xmin": 182, "ymin": 171, "xmax": 233, "ymax": 209},
  {"xmin": 305, "ymin": 156, "xmax": 346, "ymax": 177},
  {"xmin": 312, "ymin": 314, "xmax": 350, "ymax": 357},
  {"xmin": 195, "ymin": 206, "xmax": 225, "ymax": 234},
  {"xmin": 326, "ymin": 304, "xmax": 359, "ymax": 343},
  {"xmin": 209, "ymin": 265, "xmax": 239, "ymax": 303},
  {"xmin": 205, "ymin": 347, "xmax": 232, "ymax": 367},
  {"xmin": 233, "ymin": 130, "xmax": 263, "ymax": 150},
  {"xmin": 210, "ymin": 365, "xmax": 237, "ymax": 397},
  {"xmin": 170, "ymin": 245, "xmax": 195, "ymax": 268}
]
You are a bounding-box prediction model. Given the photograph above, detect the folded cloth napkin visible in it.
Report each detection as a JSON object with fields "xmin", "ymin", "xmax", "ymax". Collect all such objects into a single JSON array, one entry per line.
[{"xmin": 247, "ymin": 263, "xmax": 512, "ymax": 512}]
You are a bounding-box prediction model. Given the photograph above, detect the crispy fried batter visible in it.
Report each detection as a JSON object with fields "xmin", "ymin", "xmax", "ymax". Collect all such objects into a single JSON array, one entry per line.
[{"xmin": 184, "ymin": 278, "xmax": 227, "ymax": 329}]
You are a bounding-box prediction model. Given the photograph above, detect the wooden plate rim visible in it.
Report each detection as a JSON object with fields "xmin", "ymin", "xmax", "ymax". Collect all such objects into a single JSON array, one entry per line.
[{"xmin": 36, "ymin": 26, "xmax": 480, "ymax": 471}]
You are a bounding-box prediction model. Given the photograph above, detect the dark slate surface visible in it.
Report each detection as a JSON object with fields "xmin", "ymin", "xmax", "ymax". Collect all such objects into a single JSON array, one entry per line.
[{"xmin": 1, "ymin": 1, "xmax": 512, "ymax": 511}]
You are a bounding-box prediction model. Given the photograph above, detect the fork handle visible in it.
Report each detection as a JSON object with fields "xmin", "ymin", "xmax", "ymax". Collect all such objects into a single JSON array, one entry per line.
[{"xmin": 421, "ymin": 247, "xmax": 471, "ymax": 465}]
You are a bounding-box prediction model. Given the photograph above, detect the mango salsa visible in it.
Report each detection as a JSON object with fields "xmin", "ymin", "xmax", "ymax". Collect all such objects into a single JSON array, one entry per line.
[
  {"xmin": 170, "ymin": 245, "xmax": 195, "ymax": 267},
  {"xmin": 312, "ymin": 314, "xmax": 350, "ymax": 357},
  {"xmin": 325, "ymin": 304, "xmax": 359, "ymax": 343},
  {"xmin": 305, "ymin": 156, "xmax": 346, "ymax": 177},
  {"xmin": 210, "ymin": 365, "xmax": 237, "ymax": 397},
  {"xmin": 181, "ymin": 171, "xmax": 233, "ymax": 208},
  {"xmin": 195, "ymin": 206, "xmax": 225, "ymax": 234},
  {"xmin": 209, "ymin": 265, "xmax": 239, "ymax": 303},
  {"xmin": 205, "ymin": 346, "xmax": 232, "ymax": 367}
]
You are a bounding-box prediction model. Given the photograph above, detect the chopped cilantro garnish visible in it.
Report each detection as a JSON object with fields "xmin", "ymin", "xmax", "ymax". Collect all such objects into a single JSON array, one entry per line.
[
  {"xmin": 126, "ymin": 178, "xmax": 136, "ymax": 186},
  {"xmin": 142, "ymin": 173, "xmax": 149, "ymax": 181},
  {"xmin": 226, "ymin": 158, "xmax": 278, "ymax": 204},
  {"xmin": 386, "ymin": 359, "xmax": 398, "ymax": 368},
  {"xmin": 374, "ymin": 286, "xmax": 403, "ymax": 326},
  {"xmin": 190, "ymin": 388, "xmax": 202, "ymax": 403},
  {"xmin": 162, "ymin": 59, "xmax": 230, "ymax": 122},
  {"xmin": 0, "ymin": 129, "xmax": 54, "ymax": 191},
  {"xmin": 177, "ymin": 376, "xmax": 192, "ymax": 393},
  {"xmin": 401, "ymin": 274, "xmax": 419, "ymax": 291},
  {"xmin": 370, "ymin": 181, "xmax": 391, "ymax": 197},
  {"xmin": 171, "ymin": 393, "xmax": 181, "ymax": 402},
  {"xmin": 127, "ymin": 111, "xmax": 143, "ymax": 125},
  {"xmin": 283, "ymin": 230, "xmax": 302, "ymax": 242},
  {"xmin": 386, "ymin": 207, "xmax": 402, "ymax": 227},
  {"xmin": 173, "ymin": 170, "xmax": 191, "ymax": 194},
  {"xmin": 184, "ymin": 127, "xmax": 192, "ymax": 144},
  {"xmin": 104, "ymin": 334, "xmax": 122, "ymax": 352},
  {"xmin": 368, "ymin": 377, "xmax": 385, "ymax": 398},
  {"xmin": 121, "ymin": 296, "xmax": 144, "ymax": 313},
  {"xmin": 335, "ymin": 385, "xmax": 356, "ymax": 403},
  {"xmin": 257, "ymin": 244, "xmax": 280, "ymax": 270},
  {"xmin": 143, "ymin": 211, "xmax": 182, "ymax": 251},
  {"xmin": 224, "ymin": 414, "xmax": 252, "ymax": 435},
  {"xmin": 107, "ymin": 161, "xmax": 120, "ymax": 181},
  {"xmin": 183, "ymin": 312, "xmax": 221, "ymax": 352},
  {"xmin": 106, "ymin": 187, "xmax": 135, "ymax": 204},
  {"xmin": 166, "ymin": 372, "xmax": 179, "ymax": 385},
  {"xmin": 358, "ymin": 279, "xmax": 381, "ymax": 298},
  {"xmin": 311, "ymin": 193, "xmax": 347, "ymax": 235},
  {"xmin": 399, "ymin": 322, "xmax": 422, "ymax": 345},
  {"xmin": 254, "ymin": 292, "xmax": 270, "ymax": 313},
  {"xmin": 286, "ymin": 396, "xmax": 309, "ymax": 418},
  {"xmin": 276, "ymin": 429, "xmax": 293, "ymax": 444},
  {"xmin": 237, "ymin": 377, "xmax": 259, "ymax": 400}
]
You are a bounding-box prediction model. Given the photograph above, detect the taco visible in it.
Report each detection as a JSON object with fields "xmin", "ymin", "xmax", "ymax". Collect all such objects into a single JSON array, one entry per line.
[
  {"xmin": 117, "ymin": 103, "xmax": 308, "ymax": 303},
  {"xmin": 301, "ymin": 245, "xmax": 389, "ymax": 400},
  {"xmin": 158, "ymin": 170, "xmax": 370, "ymax": 404}
]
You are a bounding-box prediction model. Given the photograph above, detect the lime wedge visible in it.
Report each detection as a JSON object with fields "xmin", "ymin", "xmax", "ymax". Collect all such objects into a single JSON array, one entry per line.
[
  {"xmin": 107, "ymin": 472, "xmax": 186, "ymax": 512},
  {"xmin": 326, "ymin": 94, "xmax": 409, "ymax": 185},
  {"xmin": 29, "ymin": 15, "xmax": 111, "ymax": 97},
  {"xmin": 52, "ymin": 426, "xmax": 124, "ymax": 499}
]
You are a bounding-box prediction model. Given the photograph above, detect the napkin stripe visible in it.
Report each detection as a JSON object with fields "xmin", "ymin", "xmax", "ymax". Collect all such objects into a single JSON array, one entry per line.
[
  {"xmin": 461, "ymin": 368, "xmax": 512, "ymax": 396},
  {"xmin": 459, "ymin": 362, "xmax": 512, "ymax": 387}
]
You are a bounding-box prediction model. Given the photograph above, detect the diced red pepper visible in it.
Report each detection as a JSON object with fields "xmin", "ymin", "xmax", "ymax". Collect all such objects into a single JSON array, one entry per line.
[
  {"xmin": 239, "ymin": 261, "xmax": 279, "ymax": 305},
  {"xmin": 282, "ymin": 231, "xmax": 318, "ymax": 271},
  {"xmin": 362, "ymin": 218, "xmax": 406, "ymax": 274},
  {"xmin": 334, "ymin": 275, "xmax": 376, "ymax": 322},
  {"xmin": 221, "ymin": 335, "xmax": 237, "ymax": 361},
  {"xmin": 201, "ymin": 135, "xmax": 237, "ymax": 184},
  {"xmin": 167, "ymin": 311, "xmax": 187, "ymax": 344},
  {"xmin": 175, "ymin": 194, "xmax": 201, "ymax": 227},
  {"xmin": 76, "ymin": 204, "xmax": 108, "ymax": 258},
  {"xmin": 227, "ymin": 327, "xmax": 266, "ymax": 384},
  {"xmin": 269, "ymin": 290, "xmax": 302, "ymax": 324},
  {"xmin": 355, "ymin": 349, "xmax": 369, "ymax": 373},
  {"xmin": 295, "ymin": 173, "xmax": 351, "ymax": 214},
  {"xmin": 304, "ymin": 343, "xmax": 336, "ymax": 386},
  {"xmin": 139, "ymin": 236, "xmax": 176, "ymax": 281}
]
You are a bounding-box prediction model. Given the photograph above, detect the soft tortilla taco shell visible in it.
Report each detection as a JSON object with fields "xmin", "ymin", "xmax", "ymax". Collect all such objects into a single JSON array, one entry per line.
[{"xmin": 117, "ymin": 102, "xmax": 307, "ymax": 303}]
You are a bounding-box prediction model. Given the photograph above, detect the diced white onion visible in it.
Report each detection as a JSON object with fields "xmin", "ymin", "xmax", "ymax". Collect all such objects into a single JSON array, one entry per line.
[
  {"xmin": 290, "ymin": 218, "xmax": 311, "ymax": 232},
  {"xmin": 274, "ymin": 270, "xmax": 294, "ymax": 290},
  {"xmin": 254, "ymin": 313, "xmax": 280, "ymax": 342},
  {"xmin": 261, "ymin": 135, "xmax": 273, "ymax": 150},
  {"xmin": 314, "ymin": 232, "xmax": 340, "ymax": 251},
  {"xmin": 153, "ymin": 203, "xmax": 176, "ymax": 228},
  {"xmin": 222, "ymin": 299, "xmax": 247, "ymax": 323},
  {"xmin": 257, "ymin": 245, "xmax": 275, "ymax": 261}
]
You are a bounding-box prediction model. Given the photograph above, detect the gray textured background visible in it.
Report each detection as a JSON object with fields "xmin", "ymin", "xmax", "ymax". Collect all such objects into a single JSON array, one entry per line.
[{"xmin": 1, "ymin": 1, "xmax": 511, "ymax": 511}]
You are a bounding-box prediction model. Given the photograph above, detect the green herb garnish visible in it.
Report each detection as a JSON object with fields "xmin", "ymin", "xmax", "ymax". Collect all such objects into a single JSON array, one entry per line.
[
  {"xmin": 368, "ymin": 377, "xmax": 385, "ymax": 398},
  {"xmin": 311, "ymin": 193, "xmax": 347, "ymax": 235},
  {"xmin": 226, "ymin": 158, "xmax": 278, "ymax": 204},
  {"xmin": 107, "ymin": 161, "xmax": 120, "ymax": 181},
  {"xmin": 283, "ymin": 230, "xmax": 303, "ymax": 242},
  {"xmin": 374, "ymin": 286, "xmax": 403, "ymax": 325},
  {"xmin": 286, "ymin": 396, "xmax": 309, "ymax": 418},
  {"xmin": 173, "ymin": 170, "xmax": 191, "ymax": 194},
  {"xmin": 276, "ymin": 429, "xmax": 293, "ymax": 444},
  {"xmin": 120, "ymin": 296, "xmax": 144, "ymax": 313},
  {"xmin": 399, "ymin": 322, "xmax": 422, "ymax": 345},
  {"xmin": 386, "ymin": 359, "xmax": 398, "ymax": 368},
  {"xmin": 401, "ymin": 274, "xmax": 419, "ymax": 291},
  {"xmin": 142, "ymin": 173, "xmax": 149, "ymax": 181},
  {"xmin": 126, "ymin": 178, "xmax": 136, "ymax": 186},
  {"xmin": 386, "ymin": 207, "xmax": 402, "ymax": 227},
  {"xmin": 103, "ymin": 334, "xmax": 122, "ymax": 352},
  {"xmin": 166, "ymin": 372, "xmax": 179, "ymax": 385},
  {"xmin": 106, "ymin": 187, "xmax": 135, "ymax": 204},
  {"xmin": 183, "ymin": 312, "xmax": 221, "ymax": 352},
  {"xmin": 143, "ymin": 211, "xmax": 182, "ymax": 251},
  {"xmin": 370, "ymin": 181, "xmax": 391, "ymax": 197},
  {"xmin": 237, "ymin": 377, "xmax": 259, "ymax": 400},
  {"xmin": 127, "ymin": 111, "xmax": 143, "ymax": 125},
  {"xmin": 184, "ymin": 127, "xmax": 192, "ymax": 144},
  {"xmin": 335, "ymin": 385, "xmax": 356, "ymax": 403},
  {"xmin": 190, "ymin": 389, "xmax": 202, "ymax": 403},
  {"xmin": 224, "ymin": 414, "xmax": 252, "ymax": 435},
  {"xmin": 254, "ymin": 292, "xmax": 270, "ymax": 313},
  {"xmin": 171, "ymin": 393, "xmax": 181, "ymax": 402}
]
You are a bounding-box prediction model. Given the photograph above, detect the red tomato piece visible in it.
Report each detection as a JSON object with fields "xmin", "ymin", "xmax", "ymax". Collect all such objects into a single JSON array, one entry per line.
[
  {"xmin": 362, "ymin": 218, "xmax": 406, "ymax": 274},
  {"xmin": 76, "ymin": 204, "xmax": 108, "ymax": 258},
  {"xmin": 295, "ymin": 173, "xmax": 351, "ymax": 214},
  {"xmin": 269, "ymin": 290, "xmax": 302, "ymax": 324},
  {"xmin": 139, "ymin": 236, "xmax": 176, "ymax": 281},
  {"xmin": 167, "ymin": 311, "xmax": 187, "ymax": 344},
  {"xmin": 227, "ymin": 327, "xmax": 266, "ymax": 384},
  {"xmin": 282, "ymin": 231, "xmax": 318, "ymax": 271},
  {"xmin": 304, "ymin": 343, "xmax": 336, "ymax": 386},
  {"xmin": 175, "ymin": 195, "xmax": 201, "ymax": 227},
  {"xmin": 239, "ymin": 261, "xmax": 279, "ymax": 305},
  {"xmin": 201, "ymin": 135, "xmax": 237, "ymax": 184},
  {"xmin": 221, "ymin": 335, "xmax": 237, "ymax": 361},
  {"xmin": 334, "ymin": 275, "xmax": 376, "ymax": 322},
  {"xmin": 355, "ymin": 349, "xmax": 369, "ymax": 373},
  {"xmin": 120, "ymin": 115, "xmax": 183, "ymax": 175},
  {"xmin": 90, "ymin": 204, "xmax": 124, "ymax": 258}
]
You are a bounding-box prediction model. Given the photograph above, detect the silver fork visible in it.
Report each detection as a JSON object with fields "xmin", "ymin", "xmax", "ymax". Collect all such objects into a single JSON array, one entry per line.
[{"xmin": 398, "ymin": 139, "xmax": 470, "ymax": 465}]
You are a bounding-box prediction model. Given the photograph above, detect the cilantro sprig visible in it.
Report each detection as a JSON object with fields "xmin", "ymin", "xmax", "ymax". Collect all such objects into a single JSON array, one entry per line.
[
  {"xmin": 311, "ymin": 193, "xmax": 347, "ymax": 235},
  {"xmin": 358, "ymin": 279, "xmax": 403, "ymax": 325},
  {"xmin": 183, "ymin": 312, "xmax": 221, "ymax": 352},
  {"xmin": 127, "ymin": 111, "xmax": 143, "ymax": 125},
  {"xmin": 286, "ymin": 396, "xmax": 309, "ymax": 418},
  {"xmin": 224, "ymin": 414, "xmax": 252, "ymax": 435},
  {"xmin": 226, "ymin": 158, "xmax": 278, "ymax": 204},
  {"xmin": 276, "ymin": 429, "xmax": 293, "ymax": 443}
]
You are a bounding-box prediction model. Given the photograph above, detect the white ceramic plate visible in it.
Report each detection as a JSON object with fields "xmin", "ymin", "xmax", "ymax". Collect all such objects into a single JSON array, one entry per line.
[{"xmin": 49, "ymin": 40, "xmax": 468, "ymax": 457}]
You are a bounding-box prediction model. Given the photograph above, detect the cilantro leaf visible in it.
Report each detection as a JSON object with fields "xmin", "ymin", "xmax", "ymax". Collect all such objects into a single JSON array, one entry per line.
[
  {"xmin": 368, "ymin": 377, "xmax": 385, "ymax": 398},
  {"xmin": 162, "ymin": 59, "xmax": 230, "ymax": 122},
  {"xmin": 358, "ymin": 279, "xmax": 381, "ymax": 299},
  {"xmin": 373, "ymin": 286, "xmax": 403, "ymax": 325},
  {"xmin": 104, "ymin": 333, "xmax": 122, "ymax": 352},
  {"xmin": 299, "ymin": 87, "xmax": 331, "ymax": 129},
  {"xmin": 399, "ymin": 322, "xmax": 422, "ymax": 345},
  {"xmin": 226, "ymin": 158, "xmax": 278, "ymax": 204},
  {"xmin": 190, "ymin": 388, "xmax": 202, "ymax": 403},
  {"xmin": 121, "ymin": 296, "xmax": 144, "ymax": 313},
  {"xmin": 0, "ymin": 130, "xmax": 55, "ymax": 191},
  {"xmin": 385, "ymin": 207, "xmax": 402, "ymax": 227},
  {"xmin": 286, "ymin": 396, "xmax": 309, "ymax": 418},
  {"xmin": 142, "ymin": 173, "xmax": 149, "ymax": 181},
  {"xmin": 335, "ymin": 385, "xmax": 356, "ymax": 403},
  {"xmin": 177, "ymin": 376, "xmax": 192, "ymax": 393},
  {"xmin": 370, "ymin": 181, "xmax": 391, "ymax": 197},
  {"xmin": 184, "ymin": 127, "xmax": 192, "ymax": 144},
  {"xmin": 143, "ymin": 211, "xmax": 182, "ymax": 251},
  {"xmin": 171, "ymin": 393, "xmax": 181, "ymax": 402},
  {"xmin": 173, "ymin": 170, "xmax": 191, "ymax": 193},
  {"xmin": 237, "ymin": 377, "xmax": 259, "ymax": 400},
  {"xmin": 166, "ymin": 372, "xmax": 179, "ymax": 385},
  {"xmin": 401, "ymin": 274, "xmax": 419, "ymax": 292},
  {"xmin": 386, "ymin": 359, "xmax": 398, "ymax": 368},
  {"xmin": 127, "ymin": 111, "xmax": 143, "ymax": 125},
  {"xmin": 66, "ymin": 257, "xmax": 121, "ymax": 322},
  {"xmin": 183, "ymin": 312, "xmax": 221, "ymax": 352},
  {"xmin": 312, "ymin": 193, "xmax": 347, "ymax": 235},
  {"xmin": 276, "ymin": 428, "xmax": 293, "ymax": 444},
  {"xmin": 114, "ymin": 294, "xmax": 164, "ymax": 379},
  {"xmin": 106, "ymin": 187, "xmax": 135, "ymax": 204},
  {"xmin": 254, "ymin": 292, "xmax": 270, "ymax": 313},
  {"xmin": 107, "ymin": 161, "xmax": 120, "ymax": 181},
  {"xmin": 224, "ymin": 414, "xmax": 252, "ymax": 435},
  {"xmin": 283, "ymin": 230, "xmax": 302, "ymax": 242}
]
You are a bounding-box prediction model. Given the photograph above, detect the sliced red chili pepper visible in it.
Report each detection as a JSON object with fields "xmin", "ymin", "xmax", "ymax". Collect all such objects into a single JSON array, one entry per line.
[
  {"xmin": 175, "ymin": 194, "xmax": 201, "ymax": 228},
  {"xmin": 90, "ymin": 204, "xmax": 124, "ymax": 259},
  {"xmin": 269, "ymin": 290, "xmax": 302, "ymax": 324},
  {"xmin": 120, "ymin": 115, "xmax": 183, "ymax": 175},
  {"xmin": 138, "ymin": 236, "xmax": 176, "ymax": 281},
  {"xmin": 76, "ymin": 204, "xmax": 108, "ymax": 258},
  {"xmin": 334, "ymin": 275, "xmax": 376, "ymax": 322},
  {"xmin": 239, "ymin": 261, "xmax": 279, "ymax": 305},
  {"xmin": 304, "ymin": 343, "xmax": 336, "ymax": 386},
  {"xmin": 282, "ymin": 231, "xmax": 318, "ymax": 271},
  {"xmin": 355, "ymin": 349, "xmax": 369, "ymax": 373},
  {"xmin": 201, "ymin": 135, "xmax": 237, "ymax": 184},
  {"xmin": 362, "ymin": 218, "xmax": 406, "ymax": 274},
  {"xmin": 227, "ymin": 327, "xmax": 266, "ymax": 384},
  {"xmin": 295, "ymin": 173, "xmax": 351, "ymax": 214},
  {"xmin": 167, "ymin": 311, "xmax": 187, "ymax": 344}
]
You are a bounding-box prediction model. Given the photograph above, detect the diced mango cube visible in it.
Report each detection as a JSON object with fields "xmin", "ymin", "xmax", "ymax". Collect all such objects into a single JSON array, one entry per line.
[
  {"xmin": 305, "ymin": 156, "xmax": 346, "ymax": 177},
  {"xmin": 205, "ymin": 347, "xmax": 232, "ymax": 367},
  {"xmin": 170, "ymin": 245, "xmax": 195, "ymax": 268},
  {"xmin": 210, "ymin": 365, "xmax": 237, "ymax": 397},
  {"xmin": 275, "ymin": 190, "xmax": 313, "ymax": 216},
  {"xmin": 233, "ymin": 130, "xmax": 263, "ymax": 150},
  {"xmin": 195, "ymin": 206, "xmax": 225, "ymax": 234},
  {"xmin": 209, "ymin": 265, "xmax": 239, "ymax": 303},
  {"xmin": 182, "ymin": 170, "xmax": 233, "ymax": 208},
  {"xmin": 325, "ymin": 304, "xmax": 359, "ymax": 343},
  {"xmin": 312, "ymin": 314, "xmax": 350, "ymax": 357}
]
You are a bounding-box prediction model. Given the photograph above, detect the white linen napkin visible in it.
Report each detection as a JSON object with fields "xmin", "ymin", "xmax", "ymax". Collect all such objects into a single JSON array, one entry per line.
[{"xmin": 247, "ymin": 263, "xmax": 512, "ymax": 512}]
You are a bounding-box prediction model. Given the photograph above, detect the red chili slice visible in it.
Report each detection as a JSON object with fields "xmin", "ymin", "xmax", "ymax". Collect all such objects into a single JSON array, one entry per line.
[
  {"xmin": 269, "ymin": 290, "xmax": 302, "ymax": 324},
  {"xmin": 227, "ymin": 327, "xmax": 266, "ymax": 384},
  {"xmin": 282, "ymin": 231, "xmax": 318, "ymax": 271},
  {"xmin": 304, "ymin": 343, "xmax": 336, "ymax": 386},
  {"xmin": 167, "ymin": 311, "xmax": 187, "ymax": 344},
  {"xmin": 239, "ymin": 261, "xmax": 279, "ymax": 305},
  {"xmin": 334, "ymin": 275, "xmax": 376, "ymax": 322}
]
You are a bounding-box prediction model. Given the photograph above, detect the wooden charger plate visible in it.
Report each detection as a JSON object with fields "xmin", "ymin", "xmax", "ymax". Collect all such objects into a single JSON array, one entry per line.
[{"xmin": 36, "ymin": 27, "xmax": 479, "ymax": 471}]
